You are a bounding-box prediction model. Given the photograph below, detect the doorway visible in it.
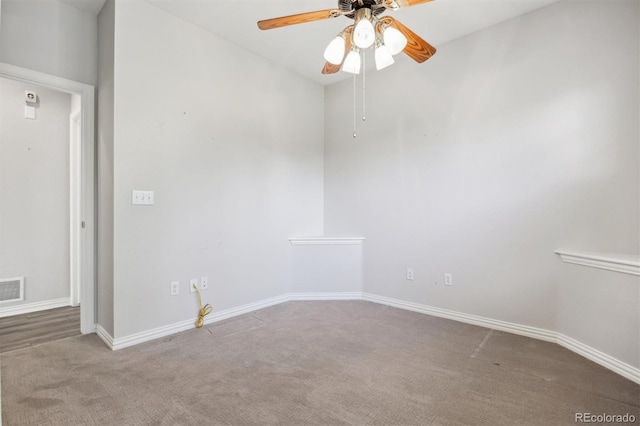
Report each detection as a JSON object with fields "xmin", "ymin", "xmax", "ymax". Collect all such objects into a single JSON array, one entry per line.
[{"xmin": 0, "ymin": 63, "xmax": 95, "ymax": 334}]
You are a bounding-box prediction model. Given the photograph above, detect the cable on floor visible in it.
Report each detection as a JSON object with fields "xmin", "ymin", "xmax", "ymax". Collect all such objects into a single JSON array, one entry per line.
[{"xmin": 193, "ymin": 284, "xmax": 212, "ymax": 328}]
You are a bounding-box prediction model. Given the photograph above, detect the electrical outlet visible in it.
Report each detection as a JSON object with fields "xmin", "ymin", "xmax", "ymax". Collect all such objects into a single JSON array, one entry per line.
[
  {"xmin": 190, "ymin": 278, "xmax": 198, "ymax": 292},
  {"xmin": 444, "ymin": 273, "xmax": 453, "ymax": 286},
  {"xmin": 132, "ymin": 190, "xmax": 154, "ymax": 205},
  {"xmin": 170, "ymin": 281, "xmax": 179, "ymax": 295},
  {"xmin": 200, "ymin": 276, "xmax": 208, "ymax": 290},
  {"xmin": 406, "ymin": 268, "xmax": 414, "ymax": 281}
]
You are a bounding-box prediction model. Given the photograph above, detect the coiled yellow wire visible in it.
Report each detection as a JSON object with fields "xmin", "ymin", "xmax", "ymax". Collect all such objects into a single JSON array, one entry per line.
[{"xmin": 193, "ymin": 284, "xmax": 212, "ymax": 328}]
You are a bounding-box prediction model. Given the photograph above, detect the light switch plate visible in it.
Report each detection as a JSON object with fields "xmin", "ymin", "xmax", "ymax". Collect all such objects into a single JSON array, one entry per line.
[{"xmin": 24, "ymin": 106, "xmax": 36, "ymax": 120}]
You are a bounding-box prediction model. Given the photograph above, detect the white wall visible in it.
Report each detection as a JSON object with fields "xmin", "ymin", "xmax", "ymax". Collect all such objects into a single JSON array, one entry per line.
[
  {"xmin": 324, "ymin": 0, "xmax": 639, "ymax": 365},
  {"xmin": 0, "ymin": 0, "xmax": 97, "ymax": 86},
  {"xmin": 290, "ymin": 242, "xmax": 363, "ymax": 294},
  {"xmin": 107, "ymin": 0, "xmax": 324, "ymax": 339},
  {"xmin": 0, "ymin": 77, "xmax": 71, "ymax": 306},
  {"xmin": 97, "ymin": 0, "xmax": 114, "ymax": 336}
]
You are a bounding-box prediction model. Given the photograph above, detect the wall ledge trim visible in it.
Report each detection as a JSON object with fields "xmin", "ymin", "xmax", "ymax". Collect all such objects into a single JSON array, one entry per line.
[
  {"xmin": 0, "ymin": 297, "xmax": 70, "ymax": 318},
  {"xmin": 288, "ymin": 292, "xmax": 363, "ymax": 301},
  {"xmin": 288, "ymin": 237, "xmax": 365, "ymax": 245},
  {"xmin": 97, "ymin": 292, "xmax": 639, "ymax": 384},
  {"xmin": 555, "ymin": 250, "xmax": 640, "ymax": 276}
]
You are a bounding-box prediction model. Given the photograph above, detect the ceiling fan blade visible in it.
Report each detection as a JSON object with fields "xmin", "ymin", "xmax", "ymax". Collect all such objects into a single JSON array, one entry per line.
[
  {"xmin": 387, "ymin": 0, "xmax": 435, "ymax": 8},
  {"xmin": 258, "ymin": 9, "xmax": 340, "ymax": 30},
  {"xmin": 397, "ymin": 0, "xmax": 435, "ymax": 7},
  {"xmin": 322, "ymin": 30, "xmax": 353, "ymax": 74},
  {"xmin": 389, "ymin": 18, "xmax": 437, "ymax": 63},
  {"xmin": 322, "ymin": 62, "xmax": 342, "ymax": 74}
]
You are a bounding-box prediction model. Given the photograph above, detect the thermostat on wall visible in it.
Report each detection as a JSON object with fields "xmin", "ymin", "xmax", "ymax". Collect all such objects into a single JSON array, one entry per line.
[{"xmin": 25, "ymin": 90, "xmax": 37, "ymax": 103}]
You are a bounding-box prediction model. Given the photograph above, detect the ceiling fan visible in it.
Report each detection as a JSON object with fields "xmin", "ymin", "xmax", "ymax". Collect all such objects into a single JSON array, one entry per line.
[{"xmin": 257, "ymin": 0, "xmax": 437, "ymax": 75}]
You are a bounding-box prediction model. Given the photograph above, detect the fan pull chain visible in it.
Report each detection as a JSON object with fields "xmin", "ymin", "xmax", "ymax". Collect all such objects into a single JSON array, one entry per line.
[
  {"xmin": 362, "ymin": 49, "xmax": 366, "ymax": 122},
  {"xmin": 353, "ymin": 73, "xmax": 357, "ymax": 138}
]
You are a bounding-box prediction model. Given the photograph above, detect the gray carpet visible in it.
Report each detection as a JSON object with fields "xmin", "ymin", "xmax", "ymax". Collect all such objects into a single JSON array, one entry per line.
[{"xmin": 1, "ymin": 301, "xmax": 638, "ymax": 425}]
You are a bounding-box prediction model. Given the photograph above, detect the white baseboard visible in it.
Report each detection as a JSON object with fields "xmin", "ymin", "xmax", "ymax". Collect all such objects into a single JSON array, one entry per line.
[
  {"xmin": 362, "ymin": 293, "xmax": 558, "ymax": 342},
  {"xmin": 95, "ymin": 324, "xmax": 114, "ymax": 349},
  {"xmin": 107, "ymin": 294, "xmax": 290, "ymax": 351},
  {"xmin": 557, "ymin": 333, "xmax": 640, "ymax": 384},
  {"xmin": 0, "ymin": 297, "xmax": 70, "ymax": 318},
  {"xmin": 94, "ymin": 291, "xmax": 639, "ymax": 384},
  {"xmin": 362, "ymin": 293, "xmax": 640, "ymax": 384}
]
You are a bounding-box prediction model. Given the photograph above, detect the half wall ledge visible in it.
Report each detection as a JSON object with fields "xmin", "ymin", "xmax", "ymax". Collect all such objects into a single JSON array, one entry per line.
[
  {"xmin": 554, "ymin": 250, "xmax": 640, "ymax": 276},
  {"xmin": 288, "ymin": 237, "xmax": 365, "ymax": 245}
]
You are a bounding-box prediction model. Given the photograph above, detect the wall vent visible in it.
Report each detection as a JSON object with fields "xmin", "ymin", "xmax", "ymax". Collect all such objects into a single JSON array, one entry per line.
[{"xmin": 0, "ymin": 277, "xmax": 24, "ymax": 303}]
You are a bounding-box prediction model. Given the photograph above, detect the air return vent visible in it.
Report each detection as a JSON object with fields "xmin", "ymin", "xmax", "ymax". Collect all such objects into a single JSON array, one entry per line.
[{"xmin": 0, "ymin": 277, "xmax": 24, "ymax": 303}]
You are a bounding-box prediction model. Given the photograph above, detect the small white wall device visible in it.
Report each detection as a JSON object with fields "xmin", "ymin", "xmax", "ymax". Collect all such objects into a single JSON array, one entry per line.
[{"xmin": 25, "ymin": 90, "xmax": 37, "ymax": 103}]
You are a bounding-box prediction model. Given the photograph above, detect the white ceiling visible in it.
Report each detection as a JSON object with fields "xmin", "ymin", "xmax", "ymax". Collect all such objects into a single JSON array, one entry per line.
[
  {"xmin": 145, "ymin": 0, "xmax": 559, "ymax": 85},
  {"xmin": 59, "ymin": 0, "xmax": 560, "ymax": 85}
]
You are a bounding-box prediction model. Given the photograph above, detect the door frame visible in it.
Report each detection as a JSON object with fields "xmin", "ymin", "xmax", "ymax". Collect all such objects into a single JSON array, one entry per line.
[{"xmin": 0, "ymin": 62, "xmax": 96, "ymax": 334}]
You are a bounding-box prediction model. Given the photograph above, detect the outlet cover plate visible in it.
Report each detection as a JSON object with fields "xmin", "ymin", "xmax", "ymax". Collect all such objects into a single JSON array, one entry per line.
[
  {"xmin": 445, "ymin": 273, "xmax": 453, "ymax": 286},
  {"xmin": 406, "ymin": 268, "xmax": 414, "ymax": 280}
]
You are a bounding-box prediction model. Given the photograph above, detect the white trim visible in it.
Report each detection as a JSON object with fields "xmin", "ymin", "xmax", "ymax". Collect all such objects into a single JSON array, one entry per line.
[
  {"xmin": 0, "ymin": 63, "xmax": 96, "ymax": 334},
  {"xmin": 0, "ymin": 298, "xmax": 70, "ymax": 318},
  {"xmin": 555, "ymin": 250, "xmax": 640, "ymax": 276},
  {"xmin": 69, "ymin": 107, "xmax": 82, "ymax": 307},
  {"xmin": 362, "ymin": 293, "xmax": 557, "ymax": 342},
  {"xmin": 288, "ymin": 237, "xmax": 365, "ymax": 246},
  {"xmin": 96, "ymin": 324, "xmax": 114, "ymax": 350},
  {"xmin": 288, "ymin": 292, "xmax": 363, "ymax": 301},
  {"xmin": 557, "ymin": 334, "xmax": 640, "ymax": 384},
  {"xmin": 108, "ymin": 294, "xmax": 290, "ymax": 351},
  {"xmin": 95, "ymin": 291, "xmax": 640, "ymax": 384},
  {"xmin": 362, "ymin": 293, "xmax": 639, "ymax": 384}
]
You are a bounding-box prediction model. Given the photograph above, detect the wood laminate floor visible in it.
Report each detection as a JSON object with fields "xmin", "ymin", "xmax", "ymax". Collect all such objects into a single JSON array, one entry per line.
[{"xmin": 0, "ymin": 306, "xmax": 80, "ymax": 353}]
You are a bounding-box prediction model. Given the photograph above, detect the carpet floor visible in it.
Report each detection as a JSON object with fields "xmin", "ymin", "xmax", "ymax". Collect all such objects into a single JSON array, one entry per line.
[{"xmin": 1, "ymin": 301, "xmax": 638, "ymax": 425}]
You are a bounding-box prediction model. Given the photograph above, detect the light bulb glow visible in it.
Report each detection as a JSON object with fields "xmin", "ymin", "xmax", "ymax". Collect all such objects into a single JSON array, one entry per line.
[
  {"xmin": 342, "ymin": 50, "xmax": 361, "ymax": 74},
  {"xmin": 375, "ymin": 44, "xmax": 395, "ymax": 70},
  {"xmin": 324, "ymin": 36, "xmax": 345, "ymax": 65},
  {"xmin": 383, "ymin": 27, "xmax": 407, "ymax": 55},
  {"xmin": 353, "ymin": 9, "xmax": 375, "ymax": 49}
]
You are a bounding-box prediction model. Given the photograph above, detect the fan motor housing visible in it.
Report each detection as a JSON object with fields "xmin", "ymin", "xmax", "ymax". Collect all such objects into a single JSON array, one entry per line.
[{"xmin": 340, "ymin": 0, "xmax": 386, "ymax": 18}]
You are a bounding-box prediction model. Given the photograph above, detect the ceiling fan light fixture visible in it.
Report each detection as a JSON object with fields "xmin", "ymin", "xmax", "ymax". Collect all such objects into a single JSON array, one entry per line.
[
  {"xmin": 342, "ymin": 49, "xmax": 361, "ymax": 74},
  {"xmin": 324, "ymin": 35, "xmax": 346, "ymax": 65},
  {"xmin": 353, "ymin": 8, "xmax": 375, "ymax": 49},
  {"xmin": 375, "ymin": 43, "xmax": 395, "ymax": 70},
  {"xmin": 383, "ymin": 26, "xmax": 407, "ymax": 55}
]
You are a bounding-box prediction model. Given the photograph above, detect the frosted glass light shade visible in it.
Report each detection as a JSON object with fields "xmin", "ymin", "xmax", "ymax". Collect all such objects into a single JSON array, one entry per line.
[
  {"xmin": 375, "ymin": 44, "xmax": 395, "ymax": 70},
  {"xmin": 342, "ymin": 50, "xmax": 361, "ymax": 74},
  {"xmin": 353, "ymin": 18, "xmax": 375, "ymax": 49},
  {"xmin": 383, "ymin": 27, "xmax": 407, "ymax": 55},
  {"xmin": 324, "ymin": 36, "xmax": 345, "ymax": 65}
]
